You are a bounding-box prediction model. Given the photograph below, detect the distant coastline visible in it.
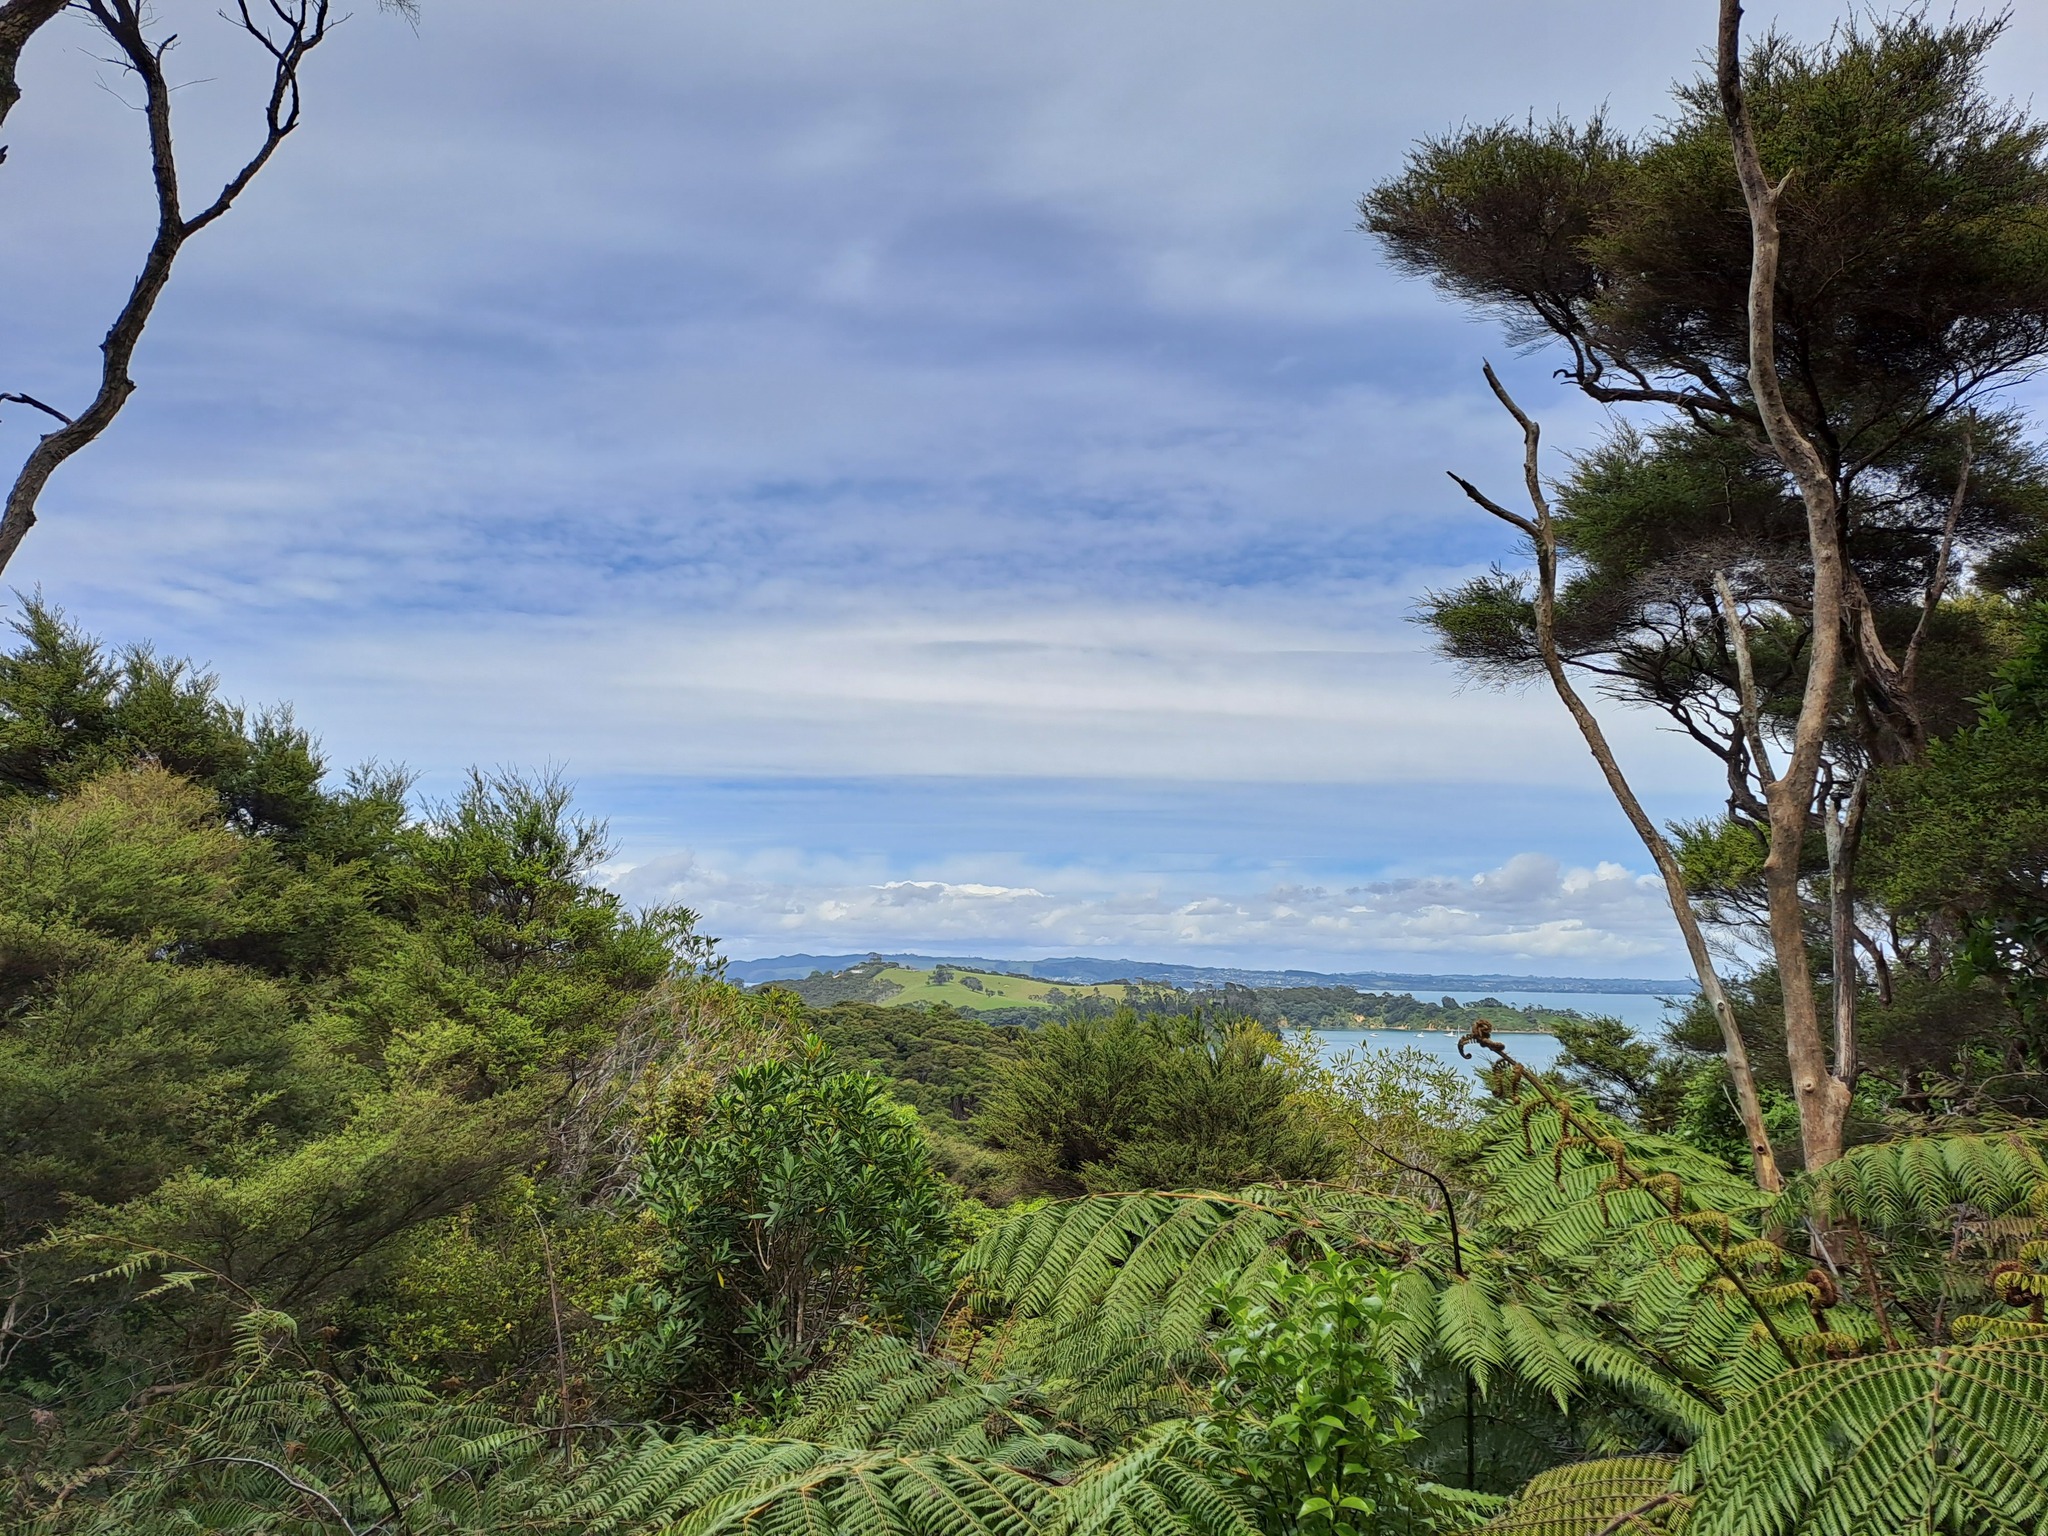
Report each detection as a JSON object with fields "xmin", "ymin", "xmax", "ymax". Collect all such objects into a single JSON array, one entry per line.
[{"xmin": 727, "ymin": 950, "xmax": 1697, "ymax": 996}]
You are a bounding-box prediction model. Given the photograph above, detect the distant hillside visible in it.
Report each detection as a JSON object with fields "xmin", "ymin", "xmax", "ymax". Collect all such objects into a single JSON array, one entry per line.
[
  {"xmin": 765, "ymin": 958, "xmax": 1181, "ymax": 1019},
  {"xmin": 759, "ymin": 962, "xmax": 1595, "ymax": 1035},
  {"xmin": 728, "ymin": 950, "xmax": 1696, "ymax": 996}
]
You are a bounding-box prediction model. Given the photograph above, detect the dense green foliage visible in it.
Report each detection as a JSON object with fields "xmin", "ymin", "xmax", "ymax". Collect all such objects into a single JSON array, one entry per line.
[
  {"xmin": 1869, "ymin": 603, "xmax": 2048, "ymax": 1075},
  {"xmin": 807, "ymin": 1001, "xmax": 1025, "ymax": 1122},
  {"xmin": 975, "ymin": 1012, "xmax": 1341, "ymax": 1197},
  {"xmin": 604, "ymin": 1040, "xmax": 957, "ymax": 1413},
  {"xmin": 1206, "ymin": 1256, "xmax": 1435, "ymax": 1536},
  {"xmin": 13, "ymin": 563, "xmax": 2048, "ymax": 1535}
]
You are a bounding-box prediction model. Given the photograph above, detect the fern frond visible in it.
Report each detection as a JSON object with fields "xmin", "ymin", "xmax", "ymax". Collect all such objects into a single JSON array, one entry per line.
[
  {"xmin": 961, "ymin": 1189, "xmax": 1418, "ymax": 1344},
  {"xmin": 1043, "ymin": 1421, "xmax": 1255, "ymax": 1536},
  {"xmin": 1472, "ymin": 1455, "xmax": 1682, "ymax": 1535},
  {"xmin": 1677, "ymin": 1334, "xmax": 2048, "ymax": 1536},
  {"xmin": 1497, "ymin": 1299, "xmax": 1583, "ymax": 1411},
  {"xmin": 1788, "ymin": 1132, "xmax": 2048, "ymax": 1234},
  {"xmin": 1436, "ymin": 1277, "xmax": 1507, "ymax": 1394},
  {"xmin": 781, "ymin": 1332, "xmax": 1085, "ymax": 1467}
]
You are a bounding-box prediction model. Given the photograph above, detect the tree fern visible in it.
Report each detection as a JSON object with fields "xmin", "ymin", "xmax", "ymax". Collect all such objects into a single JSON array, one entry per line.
[
  {"xmin": 1469, "ymin": 1456, "xmax": 1682, "ymax": 1535},
  {"xmin": 1786, "ymin": 1132, "xmax": 2048, "ymax": 1236},
  {"xmin": 778, "ymin": 1332, "xmax": 1089, "ymax": 1469},
  {"xmin": 1675, "ymin": 1334, "xmax": 2048, "ymax": 1536},
  {"xmin": 959, "ymin": 1187, "xmax": 1423, "ymax": 1344}
]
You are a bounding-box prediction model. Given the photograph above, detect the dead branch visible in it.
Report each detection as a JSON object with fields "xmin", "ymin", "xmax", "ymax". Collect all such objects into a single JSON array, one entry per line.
[
  {"xmin": 1451, "ymin": 362, "xmax": 1783, "ymax": 1192},
  {"xmin": 0, "ymin": 0, "xmax": 331, "ymax": 575},
  {"xmin": 1714, "ymin": 571, "xmax": 1777, "ymax": 791},
  {"xmin": 1900, "ymin": 426, "xmax": 1972, "ymax": 699}
]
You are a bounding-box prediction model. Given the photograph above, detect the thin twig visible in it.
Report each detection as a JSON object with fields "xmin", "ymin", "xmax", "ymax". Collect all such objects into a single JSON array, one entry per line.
[
  {"xmin": 177, "ymin": 1457, "xmax": 362, "ymax": 1535},
  {"xmin": 0, "ymin": 0, "xmax": 329, "ymax": 574},
  {"xmin": 1450, "ymin": 363, "xmax": 1782, "ymax": 1192},
  {"xmin": 532, "ymin": 1204, "xmax": 574, "ymax": 1454},
  {"xmin": 0, "ymin": 392, "xmax": 72, "ymax": 425}
]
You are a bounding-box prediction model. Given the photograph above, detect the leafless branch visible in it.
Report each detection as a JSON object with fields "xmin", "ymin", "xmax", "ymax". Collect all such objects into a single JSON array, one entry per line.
[
  {"xmin": 0, "ymin": 0, "xmax": 332, "ymax": 574},
  {"xmin": 1714, "ymin": 571, "xmax": 1777, "ymax": 789},
  {"xmin": 1447, "ymin": 471, "xmax": 1536, "ymax": 537},
  {"xmin": 0, "ymin": 0, "xmax": 66, "ymax": 131},
  {"xmin": 1823, "ymin": 770, "xmax": 1869, "ymax": 1087},
  {"xmin": 0, "ymin": 392, "xmax": 72, "ymax": 426},
  {"xmin": 1451, "ymin": 364, "xmax": 1783, "ymax": 1191}
]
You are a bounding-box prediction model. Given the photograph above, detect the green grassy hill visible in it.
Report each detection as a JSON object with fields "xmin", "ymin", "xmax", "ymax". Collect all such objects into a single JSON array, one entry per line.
[
  {"xmin": 772, "ymin": 958, "xmax": 1181, "ymax": 1014},
  {"xmin": 765, "ymin": 962, "xmax": 1577, "ymax": 1035}
]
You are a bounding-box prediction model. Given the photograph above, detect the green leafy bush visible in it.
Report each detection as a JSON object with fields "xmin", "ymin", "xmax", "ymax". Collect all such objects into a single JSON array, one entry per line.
[
  {"xmin": 1206, "ymin": 1255, "xmax": 1435, "ymax": 1536},
  {"xmin": 602, "ymin": 1039, "xmax": 956, "ymax": 1413},
  {"xmin": 977, "ymin": 1011, "xmax": 1339, "ymax": 1197}
]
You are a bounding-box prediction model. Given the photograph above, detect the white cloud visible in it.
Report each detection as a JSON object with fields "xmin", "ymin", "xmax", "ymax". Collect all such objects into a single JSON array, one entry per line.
[{"xmin": 609, "ymin": 848, "xmax": 1682, "ymax": 971}]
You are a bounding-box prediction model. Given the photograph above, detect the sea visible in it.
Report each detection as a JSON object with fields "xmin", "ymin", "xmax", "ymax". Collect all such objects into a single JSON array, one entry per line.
[{"xmin": 1302, "ymin": 988, "xmax": 1692, "ymax": 1075}]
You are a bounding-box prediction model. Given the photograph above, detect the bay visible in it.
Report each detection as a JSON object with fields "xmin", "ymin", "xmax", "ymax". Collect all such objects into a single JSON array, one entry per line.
[{"xmin": 1305, "ymin": 1028, "xmax": 1566, "ymax": 1074}]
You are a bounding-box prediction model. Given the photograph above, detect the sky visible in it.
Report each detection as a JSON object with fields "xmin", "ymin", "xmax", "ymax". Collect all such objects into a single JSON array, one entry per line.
[{"xmin": 4, "ymin": 1, "xmax": 2045, "ymax": 975}]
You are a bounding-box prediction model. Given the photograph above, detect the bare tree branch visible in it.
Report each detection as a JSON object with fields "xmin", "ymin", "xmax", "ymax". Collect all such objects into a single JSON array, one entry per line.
[
  {"xmin": 0, "ymin": 392, "xmax": 73, "ymax": 426},
  {"xmin": 1447, "ymin": 471, "xmax": 1536, "ymax": 537},
  {"xmin": 0, "ymin": 0, "xmax": 66, "ymax": 132},
  {"xmin": 1714, "ymin": 571, "xmax": 1777, "ymax": 790},
  {"xmin": 1454, "ymin": 363, "xmax": 1783, "ymax": 1191},
  {"xmin": 0, "ymin": 0, "xmax": 332, "ymax": 575},
  {"xmin": 1900, "ymin": 426, "xmax": 1972, "ymax": 699},
  {"xmin": 1824, "ymin": 770, "xmax": 1869, "ymax": 1087}
]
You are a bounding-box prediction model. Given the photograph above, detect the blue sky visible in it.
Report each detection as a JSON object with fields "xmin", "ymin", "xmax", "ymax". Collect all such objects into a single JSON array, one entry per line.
[{"xmin": 6, "ymin": 1, "xmax": 2045, "ymax": 973}]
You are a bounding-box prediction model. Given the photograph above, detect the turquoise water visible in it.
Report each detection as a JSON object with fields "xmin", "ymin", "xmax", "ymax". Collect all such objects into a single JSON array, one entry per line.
[{"xmin": 1306, "ymin": 1028, "xmax": 1566, "ymax": 1074}]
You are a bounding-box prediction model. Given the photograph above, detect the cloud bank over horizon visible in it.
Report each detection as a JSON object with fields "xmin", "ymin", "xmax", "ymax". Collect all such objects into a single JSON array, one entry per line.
[{"xmin": 609, "ymin": 847, "xmax": 1681, "ymax": 971}]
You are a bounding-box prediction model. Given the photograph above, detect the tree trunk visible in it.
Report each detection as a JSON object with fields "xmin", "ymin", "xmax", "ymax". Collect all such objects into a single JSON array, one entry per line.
[{"xmin": 1720, "ymin": 0, "xmax": 1853, "ymax": 1172}]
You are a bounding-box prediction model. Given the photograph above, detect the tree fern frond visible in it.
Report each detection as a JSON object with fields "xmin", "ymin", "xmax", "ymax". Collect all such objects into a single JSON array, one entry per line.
[
  {"xmin": 1436, "ymin": 1277, "xmax": 1507, "ymax": 1393},
  {"xmin": 1677, "ymin": 1335, "xmax": 2048, "ymax": 1536},
  {"xmin": 962, "ymin": 1194, "xmax": 1307, "ymax": 1334},
  {"xmin": 645, "ymin": 1442, "xmax": 1053, "ymax": 1536},
  {"xmin": 1786, "ymin": 1132, "xmax": 2048, "ymax": 1235},
  {"xmin": 1549, "ymin": 1331, "xmax": 1714, "ymax": 1440},
  {"xmin": 1470, "ymin": 1455, "xmax": 1682, "ymax": 1535},
  {"xmin": 1498, "ymin": 1300, "xmax": 1583, "ymax": 1410},
  {"xmin": 780, "ymin": 1332, "xmax": 1086, "ymax": 1467},
  {"xmin": 1043, "ymin": 1420, "xmax": 1255, "ymax": 1536},
  {"xmin": 960, "ymin": 1188, "xmax": 1419, "ymax": 1346}
]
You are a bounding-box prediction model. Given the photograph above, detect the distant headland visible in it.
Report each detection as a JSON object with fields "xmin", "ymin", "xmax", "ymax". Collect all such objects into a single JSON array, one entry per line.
[{"xmin": 726, "ymin": 951, "xmax": 1697, "ymax": 996}]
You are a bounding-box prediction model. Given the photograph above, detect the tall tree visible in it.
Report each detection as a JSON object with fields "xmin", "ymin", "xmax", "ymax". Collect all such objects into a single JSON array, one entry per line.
[{"xmin": 1366, "ymin": 8, "xmax": 2048, "ymax": 1173}]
